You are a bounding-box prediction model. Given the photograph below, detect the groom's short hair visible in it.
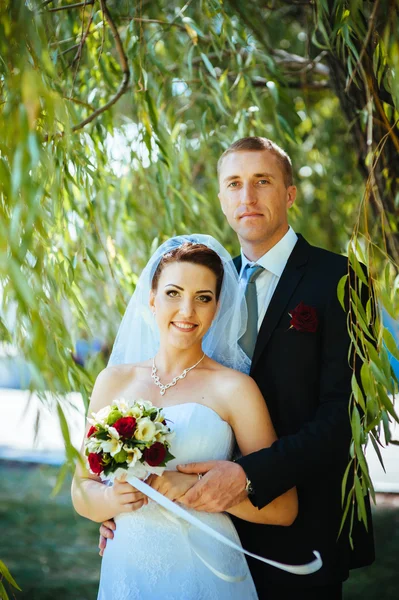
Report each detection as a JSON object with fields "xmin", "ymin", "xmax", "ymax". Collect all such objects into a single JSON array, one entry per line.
[{"xmin": 217, "ymin": 137, "xmax": 294, "ymax": 187}]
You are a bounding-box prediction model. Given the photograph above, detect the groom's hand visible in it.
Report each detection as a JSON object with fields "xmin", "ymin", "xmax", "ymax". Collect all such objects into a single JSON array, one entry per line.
[{"xmin": 177, "ymin": 460, "xmax": 247, "ymax": 512}]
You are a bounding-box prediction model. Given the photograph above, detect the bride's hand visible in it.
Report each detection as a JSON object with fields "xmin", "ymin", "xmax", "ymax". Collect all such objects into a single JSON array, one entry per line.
[
  {"xmin": 105, "ymin": 477, "xmax": 148, "ymax": 516},
  {"xmin": 147, "ymin": 471, "xmax": 198, "ymax": 502}
]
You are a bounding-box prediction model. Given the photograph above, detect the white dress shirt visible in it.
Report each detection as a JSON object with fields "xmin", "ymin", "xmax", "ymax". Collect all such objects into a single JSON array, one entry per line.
[{"xmin": 240, "ymin": 227, "xmax": 298, "ymax": 330}]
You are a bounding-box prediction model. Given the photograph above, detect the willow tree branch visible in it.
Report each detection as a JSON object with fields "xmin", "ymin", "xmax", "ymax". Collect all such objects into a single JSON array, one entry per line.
[
  {"xmin": 60, "ymin": 42, "xmax": 81, "ymax": 56},
  {"xmin": 71, "ymin": 0, "xmax": 130, "ymax": 132},
  {"xmin": 250, "ymin": 75, "xmax": 330, "ymax": 89},
  {"xmin": 70, "ymin": 13, "xmax": 94, "ymax": 68},
  {"xmin": 47, "ymin": 0, "xmax": 94, "ymax": 12},
  {"xmin": 120, "ymin": 17, "xmax": 189, "ymax": 32},
  {"xmin": 345, "ymin": 0, "xmax": 381, "ymax": 92},
  {"xmin": 63, "ymin": 95, "xmax": 95, "ymax": 110}
]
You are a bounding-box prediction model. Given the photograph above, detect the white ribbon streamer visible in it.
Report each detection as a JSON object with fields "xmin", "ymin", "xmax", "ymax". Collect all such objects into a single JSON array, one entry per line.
[
  {"xmin": 127, "ymin": 474, "xmax": 323, "ymax": 577},
  {"xmin": 159, "ymin": 506, "xmax": 248, "ymax": 582}
]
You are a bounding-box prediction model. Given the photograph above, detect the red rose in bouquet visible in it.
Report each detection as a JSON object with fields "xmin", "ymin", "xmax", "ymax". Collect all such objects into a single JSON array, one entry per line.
[
  {"xmin": 113, "ymin": 416, "xmax": 137, "ymax": 437},
  {"xmin": 289, "ymin": 302, "xmax": 318, "ymax": 333},
  {"xmin": 88, "ymin": 452, "xmax": 104, "ymax": 476},
  {"xmin": 87, "ymin": 425, "xmax": 97, "ymax": 438},
  {"xmin": 144, "ymin": 442, "xmax": 167, "ymax": 467}
]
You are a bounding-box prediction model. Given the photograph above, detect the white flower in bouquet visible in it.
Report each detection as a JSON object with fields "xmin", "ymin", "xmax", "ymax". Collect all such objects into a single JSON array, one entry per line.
[
  {"xmin": 91, "ymin": 405, "xmax": 111, "ymax": 426},
  {"xmin": 113, "ymin": 398, "xmax": 131, "ymax": 413},
  {"xmin": 101, "ymin": 427, "xmax": 123, "ymax": 457},
  {"xmin": 134, "ymin": 417, "xmax": 157, "ymax": 442},
  {"xmin": 137, "ymin": 399, "xmax": 154, "ymax": 412},
  {"xmin": 129, "ymin": 405, "xmax": 144, "ymax": 419},
  {"xmin": 86, "ymin": 437, "xmax": 103, "ymax": 454},
  {"xmin": 125, "ymin": 446, "xmax": 143, "ymax": 467}
]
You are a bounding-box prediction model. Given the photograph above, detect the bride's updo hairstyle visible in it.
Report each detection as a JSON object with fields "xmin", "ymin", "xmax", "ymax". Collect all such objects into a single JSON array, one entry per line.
[{"xmin": 151, "ymin": 242, "xmax": 224, "ymax": 301}]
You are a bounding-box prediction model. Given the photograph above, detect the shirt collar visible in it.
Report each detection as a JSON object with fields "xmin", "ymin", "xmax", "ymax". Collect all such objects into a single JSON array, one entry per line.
[{"xmin": 240, "ymin": 226, "xmax": 298, "ymax": 278}]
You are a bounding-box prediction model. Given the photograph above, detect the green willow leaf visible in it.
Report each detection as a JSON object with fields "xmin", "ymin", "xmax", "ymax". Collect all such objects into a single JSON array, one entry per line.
[
  {"xmin": 338, "ymin": 487, "xmax": 354, "ymax": 539},
  {"xmin": 351, "ymin": 373, "xmax": 366, "ymax": 412},
  {"xmin": 354, "ymin": 475, "xmax": 368, "ymax": 529},
  {"xmin": 0, "ymin": 560, "xmax": 21, "ymax": 591},
  {"xmin": 381, "ymin": 411, "xmax": 392, "ymax": 443},
  {"xmin": 351, "ymin": 405, "xmax": 362, "ymax": 446},
  {"xmin": 377, "ymin": 385, "xmax": 399, "ymax": 423},
  {"xmin": 369, "ymin": 433, "xmax": 386, "ymax": 473},
  {"xmin": 50, "ymin": 462, "xmax": 70, "ymax": 498},
  {"xmin": 383, "ymin": 327, "xmax": 399, "ymax": 361},
  {"xmin": 341, "ymin": 459, "xmax": 353, "ymax": 507},
  {"xmin": 200, "ymin": 52, "xmax": 217, "ymax": 78},
  {"xmin": 337, "ymin": 275, "xmax": 348, "ymax": 311},
  {"xmin": 0, "ymin": 580, "xmax": 10, "ymax": 600},
  {"xmin": 348, "ymin": 252, "xmax": 368, "ymax": 286}
]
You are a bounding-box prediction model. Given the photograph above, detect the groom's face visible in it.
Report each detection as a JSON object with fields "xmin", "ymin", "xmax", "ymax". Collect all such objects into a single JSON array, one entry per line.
[{"xmin": 218, "ymin": 150, "xmax": 296, "ymax": 253}]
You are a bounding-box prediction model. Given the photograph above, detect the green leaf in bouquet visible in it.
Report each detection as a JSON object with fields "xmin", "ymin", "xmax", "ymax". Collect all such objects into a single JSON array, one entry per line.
[
  {"xmin": 103, "ymin": 460, "xmax": 120, "ymax": 477},
  {"xmin": 114, "ymin": 449, "xmax": 128, "ymax": 463},
  {"xmin": 164, "ymin": 449, "xmax": 176, "ymax": 462},
  {"xmin": 107, "ymin": 410, "xmax": 123, "ymax": 425},
  {"xmin": 95, "ymin": 431, "xmax": 110, "ymax": 441}
]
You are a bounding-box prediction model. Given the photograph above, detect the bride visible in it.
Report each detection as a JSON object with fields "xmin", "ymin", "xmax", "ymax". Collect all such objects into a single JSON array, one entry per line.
[{"xmin": 71, "ymin": 235, "xmax": 298, "ymax": 600}]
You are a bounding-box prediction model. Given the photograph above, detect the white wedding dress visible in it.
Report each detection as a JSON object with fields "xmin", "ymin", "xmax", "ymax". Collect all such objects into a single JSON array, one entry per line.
[{"xmin": 97, "ymin": 402, "xmax": 258, "ymax": 600}]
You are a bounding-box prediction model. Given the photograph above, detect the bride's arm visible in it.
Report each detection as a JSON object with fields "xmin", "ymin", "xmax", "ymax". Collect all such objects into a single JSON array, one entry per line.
[
  {"xmin": 224, "ymin": 374, "xmax": 298, "ymax": 526},
  {"xmin": 71, "ymin": 368, "xmax": 148, "ymax": 523}
]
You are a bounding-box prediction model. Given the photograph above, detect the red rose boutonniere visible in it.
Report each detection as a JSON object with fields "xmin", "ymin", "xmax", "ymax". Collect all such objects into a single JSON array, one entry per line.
[{"xmin": 289, "ymin": 301, "xmax": 318, "ymax": 333}]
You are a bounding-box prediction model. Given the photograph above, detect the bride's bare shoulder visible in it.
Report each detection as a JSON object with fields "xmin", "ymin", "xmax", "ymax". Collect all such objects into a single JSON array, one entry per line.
[
  {"xmin": 206, "ymin": 359, "xmax": 256, "ymax": 393},
  {"xmin": 90, "ymin": 362, "xmax": 150, "ymax": 409},
  {"xmin": 95, "ymin": 361, "xmax": 150, "ymax": 383}
]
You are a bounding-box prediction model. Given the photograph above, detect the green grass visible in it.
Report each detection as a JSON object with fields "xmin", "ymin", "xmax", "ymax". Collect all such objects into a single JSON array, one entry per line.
[
  {"xmin": 0, "ymin": 462, "xmax": 398, "ymax": 599},
  {"xmin": 0, "ymin": 462, "xmax": 100, "ymax": 600}
]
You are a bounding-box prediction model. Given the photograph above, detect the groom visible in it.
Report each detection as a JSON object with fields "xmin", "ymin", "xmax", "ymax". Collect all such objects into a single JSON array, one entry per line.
[
  {"xmin": 177, "ymin": 137, "xmax": 375, "ymax": 599},
  {"xmin": 99, "ymin": 137, "xmax": 375, "ymax": 598}
]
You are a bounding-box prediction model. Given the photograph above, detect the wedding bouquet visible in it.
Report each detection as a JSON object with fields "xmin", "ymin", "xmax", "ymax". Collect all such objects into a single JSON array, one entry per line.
[{"xmin": 85, "ymin": 398, "xmax": 175, "ymax": 481}]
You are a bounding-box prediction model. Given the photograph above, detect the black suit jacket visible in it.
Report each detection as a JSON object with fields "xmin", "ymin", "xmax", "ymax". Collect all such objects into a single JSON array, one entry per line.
[{"xmin": 233, "ymin": 235, "xmax": 375, "ymax": 592}]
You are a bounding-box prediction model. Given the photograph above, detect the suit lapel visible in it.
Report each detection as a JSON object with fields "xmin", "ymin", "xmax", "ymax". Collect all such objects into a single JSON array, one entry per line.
[
  {"xmin": 250, "ymin": 235, "xmax": 310, "ymax": 373},
  {"xmin": 233, "ymin": 255, "xmax": 242, "ymax": 274}
]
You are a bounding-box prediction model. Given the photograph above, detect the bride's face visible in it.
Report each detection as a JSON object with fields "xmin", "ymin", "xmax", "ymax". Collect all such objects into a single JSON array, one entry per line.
[{"xmin": 150, "ymin": 261, "xmax": 218, "ymax": 350}]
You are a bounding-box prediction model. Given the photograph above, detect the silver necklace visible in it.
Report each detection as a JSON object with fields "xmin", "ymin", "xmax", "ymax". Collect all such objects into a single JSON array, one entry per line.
[{"xmin": 151, "ymin": 353, "xmax": 205, "ymax": 396}]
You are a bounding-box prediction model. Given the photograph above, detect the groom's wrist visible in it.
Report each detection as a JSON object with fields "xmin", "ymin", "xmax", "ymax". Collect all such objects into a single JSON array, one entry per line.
[
  {"xmin": 244, "ymin": 476, "xmax": 255, "ymax": 497},
  {"xmin": 233, "ymin": 459, "xmax": 255, "ymax": 499}
]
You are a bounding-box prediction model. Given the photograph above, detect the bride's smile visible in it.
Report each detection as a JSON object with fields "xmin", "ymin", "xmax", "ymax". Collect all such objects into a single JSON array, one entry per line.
[{"xmin": 149, "ymin": 261, "xmax": 219, "ymax": 352}]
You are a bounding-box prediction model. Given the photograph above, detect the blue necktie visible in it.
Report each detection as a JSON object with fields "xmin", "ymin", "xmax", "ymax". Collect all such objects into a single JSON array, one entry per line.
[{"xmin": 239, "ymin": 264, "xmax": 264, "ymax": 359}]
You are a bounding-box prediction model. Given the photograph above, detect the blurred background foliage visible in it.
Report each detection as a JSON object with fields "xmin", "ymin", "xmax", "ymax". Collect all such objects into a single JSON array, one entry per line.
[{"xmin": 1, "ymin": 0, "xmax": 399, "ymax": 594}]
